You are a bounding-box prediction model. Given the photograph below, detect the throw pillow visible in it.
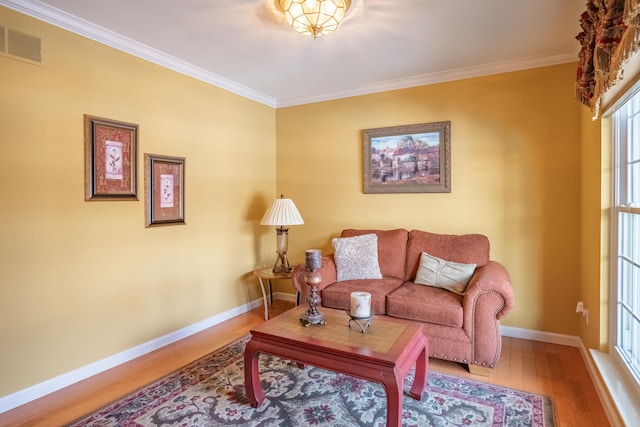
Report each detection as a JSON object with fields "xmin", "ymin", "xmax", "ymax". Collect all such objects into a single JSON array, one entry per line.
[
  {"xmin": 332, "ymin": 234, "xmax": 383, "ymax": 281},
  {"xmin": 414, "ymin": 251, "xmax": 476, "ymax": 295}
]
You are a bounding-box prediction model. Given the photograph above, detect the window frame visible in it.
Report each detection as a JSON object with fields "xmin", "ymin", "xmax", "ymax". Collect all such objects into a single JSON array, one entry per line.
[{"xmin": 610, "ymin": 94, "xmax": 640, "ymax": 391}]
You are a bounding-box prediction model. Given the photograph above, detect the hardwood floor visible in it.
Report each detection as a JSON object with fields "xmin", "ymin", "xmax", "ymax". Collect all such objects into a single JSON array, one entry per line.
[{"xmin": 1, "ymin": 300, "xmax": 610, "ymax": 426}]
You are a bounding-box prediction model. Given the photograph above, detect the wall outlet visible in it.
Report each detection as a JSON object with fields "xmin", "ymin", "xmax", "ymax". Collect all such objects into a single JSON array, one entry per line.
[{"xmin": 576, "ymin": 301, "xmax": 589, "ymax": 324}]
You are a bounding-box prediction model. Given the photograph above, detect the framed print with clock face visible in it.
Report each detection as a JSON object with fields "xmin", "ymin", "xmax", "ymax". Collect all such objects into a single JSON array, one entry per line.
[
  {"xmin": 84, "ymin": 115, "xmax": 138, "ymax": 201},
  {"xmin": 144, "ymin": 154, "xmax": 185, "ymax": 227}
]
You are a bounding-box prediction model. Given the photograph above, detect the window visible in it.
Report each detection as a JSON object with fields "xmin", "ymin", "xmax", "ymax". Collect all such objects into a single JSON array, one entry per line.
[{"xmin": 611, "ymin": 91, "xmax": 640, "ymax": 386}]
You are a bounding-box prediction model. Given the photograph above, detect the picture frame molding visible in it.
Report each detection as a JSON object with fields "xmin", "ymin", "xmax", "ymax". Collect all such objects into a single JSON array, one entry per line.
[{"xmin": 363, "ymin": 121, "xmax": 451, "ymax": 194}]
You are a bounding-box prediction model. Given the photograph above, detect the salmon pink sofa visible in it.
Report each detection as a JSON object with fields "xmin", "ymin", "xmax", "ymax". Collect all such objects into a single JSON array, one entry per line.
[{"xmin": 292, "ymin": 228, "xmax": 515, "ymax": 375}]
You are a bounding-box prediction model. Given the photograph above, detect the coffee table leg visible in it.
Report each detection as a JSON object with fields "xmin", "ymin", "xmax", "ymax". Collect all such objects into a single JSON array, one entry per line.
[
  {"xmin": 381, "ymin": 373, "xmax": 403, "ymax": 427},
  {"xmin": 243, "ymin": 340, "xmax": 265, "ymax": 407},
  {"xmin": 409, "ymin": 337, "xmax": 429, "ymax": 400}
]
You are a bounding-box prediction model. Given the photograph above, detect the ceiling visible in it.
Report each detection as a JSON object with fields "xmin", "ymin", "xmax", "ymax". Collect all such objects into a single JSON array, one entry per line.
[{"xmin": 4, "ymin": 0, "xmax": 585, "ymax": 107}]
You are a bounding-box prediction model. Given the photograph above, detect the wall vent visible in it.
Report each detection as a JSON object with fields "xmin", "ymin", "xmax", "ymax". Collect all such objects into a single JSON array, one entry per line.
[
  {"xmin": 8, "ymin": 28, "xmax": 41, "ymax": 63},
  {"xmin": 0, "ymin": 26, "xmax": 44, "ymax": 66}
]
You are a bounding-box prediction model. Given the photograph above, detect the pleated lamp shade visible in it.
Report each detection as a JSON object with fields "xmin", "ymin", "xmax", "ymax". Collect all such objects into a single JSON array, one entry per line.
[{"xmin": 260, "ymin": 195, "xmax": 304, "ymax": 226}]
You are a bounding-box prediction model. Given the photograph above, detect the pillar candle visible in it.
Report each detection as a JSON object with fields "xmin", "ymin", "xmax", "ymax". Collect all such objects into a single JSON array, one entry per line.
[
  {"xmin": 350, "ymin": 292, "xmax": 371, "ymax": 318},
  {"xmin": 305, "ymin": 249, "xmax": 322, "ymax": 271}
]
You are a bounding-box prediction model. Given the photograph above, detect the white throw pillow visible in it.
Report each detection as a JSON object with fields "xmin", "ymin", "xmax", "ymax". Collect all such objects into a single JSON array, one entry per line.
[
  {"xmin": 332, "ymin": 234, "xmax": 383, "ymax": 281},
  {"xmin": 414, "ymin": 252, "xmax": 476, "ymax": 295}
]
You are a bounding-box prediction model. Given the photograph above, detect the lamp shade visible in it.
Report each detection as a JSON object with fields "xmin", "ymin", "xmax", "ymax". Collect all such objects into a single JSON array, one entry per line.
[{"xmin": 260, "ymin": 195, "xmax": 304, "ymax": 226}]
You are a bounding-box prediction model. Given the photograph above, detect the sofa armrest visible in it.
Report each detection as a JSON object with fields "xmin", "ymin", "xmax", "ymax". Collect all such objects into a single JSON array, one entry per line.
[
  {"xmin": 291, "ymin": 255, "xmax": 337, "ymax": 305},
  {"xmin": 461, "ymin": 260, "xmax": 515, "ymax": 367},
  {"xmin": 463, "ymin": 260, "xmax": 514, "ymax": 320}
]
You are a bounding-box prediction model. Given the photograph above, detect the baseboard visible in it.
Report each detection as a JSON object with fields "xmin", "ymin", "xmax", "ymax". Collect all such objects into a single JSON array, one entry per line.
[
  {"xmin": 273, "ymin": 291, "xmax": 296, "ymax": 303},
  {"xmin": 0, "ymin": 298, "xmax": 263, "ymax": 414},
  {"xmin": 499, "ymin": 325, "xmax": 582, "ymax": 347},
  {"xmin": 500, "ymin": 325, "xmax": 625, "ymax": 426},
  {"xmin": 0, "ymin": 298, "xmax": 623, "ymax": 421},
  {"xmin": 588, "ymin": 347, "xmax": 639, "ymax": 427}
]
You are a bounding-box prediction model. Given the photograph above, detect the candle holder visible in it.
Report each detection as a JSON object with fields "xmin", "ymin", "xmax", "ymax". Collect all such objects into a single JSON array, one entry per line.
[
  {"xmin": 346, "ymin": 310, "xmax": 372, "ymax": 333},
  {"xmin": 300, "ymin": 249, "xmax": 326, "ymax": 327},
  {"xmin": 347, "ymin": 291, "xmax": 372, "ymax": 333}
]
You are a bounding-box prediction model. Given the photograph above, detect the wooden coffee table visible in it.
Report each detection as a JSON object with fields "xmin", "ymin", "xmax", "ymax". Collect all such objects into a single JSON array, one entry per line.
[{"xmin": 244, "ymin": 306, "xmax": 428, "ymax": 427}]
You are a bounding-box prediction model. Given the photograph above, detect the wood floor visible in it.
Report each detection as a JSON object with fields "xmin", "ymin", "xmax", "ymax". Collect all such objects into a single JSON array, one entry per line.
[{"xmin": 1, "ymin": 300, "xmax": 610, "ymax": 427}]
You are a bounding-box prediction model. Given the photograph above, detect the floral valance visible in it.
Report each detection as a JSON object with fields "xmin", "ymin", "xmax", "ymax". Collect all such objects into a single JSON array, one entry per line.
[{"xmin": 576, "ymin": 0, "xmax": 640, "ymax": 118}]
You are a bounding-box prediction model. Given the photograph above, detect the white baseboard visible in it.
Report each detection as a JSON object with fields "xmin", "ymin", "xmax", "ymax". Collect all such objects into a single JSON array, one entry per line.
[
  {"xmin": 273, "ymin": 291, "xmax": 296, "ymax": 303},
  {"xmin": 0, "ymin": 298, "xmax": 263, "ymax": 414},
  {"xmin": 0, "ymin": 298, "xmax": 623, "ymax": 423},
  {"xmin": 500, "ymin": 324, "xmax": 626, "ymax": 426},
  {"xmin": 588, "ymin": 348, "xmax": 640, "ymax": 427},
  {"xmin": 500, "ymin": 325, "xmax": 582, "ymax": 347}
]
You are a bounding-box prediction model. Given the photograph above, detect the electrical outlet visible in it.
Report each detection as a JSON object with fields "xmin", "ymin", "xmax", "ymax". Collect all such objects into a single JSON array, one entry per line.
[{"xmin": 576, "ymin": 301, "xmax": 589, "ymax": 324}]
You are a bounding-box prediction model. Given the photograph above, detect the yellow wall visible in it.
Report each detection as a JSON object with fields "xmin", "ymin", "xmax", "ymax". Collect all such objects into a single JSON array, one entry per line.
[
  {"xmin": 277, "ymin": 64, "xmax": 584, "ymax": 334},
  {"xmin": 0, "ymin": 8, "xmax": 276, "ymax": 396},
  {"xmin": 579, "ymin": 108, "xmax": 607, "ymax": 351},
  {"xmin": 1, "ymin": 6, "xmax": 605, "ymax": 402}
]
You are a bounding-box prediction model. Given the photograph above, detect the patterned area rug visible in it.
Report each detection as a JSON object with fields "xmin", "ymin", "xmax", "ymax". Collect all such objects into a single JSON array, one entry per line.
[{"xmin": 68, "ymin": 336, "xmax": 555, "ymax": 426}]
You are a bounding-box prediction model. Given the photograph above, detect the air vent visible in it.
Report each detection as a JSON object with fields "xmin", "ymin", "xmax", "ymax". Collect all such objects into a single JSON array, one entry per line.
[{"xmin": 8, "ymin": 28, "xmax": 41, "ymax": 63}]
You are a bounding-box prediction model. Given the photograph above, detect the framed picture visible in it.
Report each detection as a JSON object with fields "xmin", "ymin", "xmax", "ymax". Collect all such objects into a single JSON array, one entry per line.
[
  {"xmin": 144, "ymin": 154, "xmax": 185, "ymax": 227},
  {"xmin": 363, "ymin": 121, "xmax": 451, "ymax": 194},
  {"xmin": 84, "ymin": 115, "xmax": 138, "ymax": 200}
]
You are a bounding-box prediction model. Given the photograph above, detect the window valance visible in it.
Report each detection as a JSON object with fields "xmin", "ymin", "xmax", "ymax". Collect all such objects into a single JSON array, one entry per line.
[{"xmin": 576, "ymin": 0, "xmax": 640, "ymax": 118}]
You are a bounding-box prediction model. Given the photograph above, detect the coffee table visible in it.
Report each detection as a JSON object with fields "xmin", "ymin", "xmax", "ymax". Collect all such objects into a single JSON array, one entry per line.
[{"xmin": 244, "ymin": 306, "xmax": 428, "ymax": 427}]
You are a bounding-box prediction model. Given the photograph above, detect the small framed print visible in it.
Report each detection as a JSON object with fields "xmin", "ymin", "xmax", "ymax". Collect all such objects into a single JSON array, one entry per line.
[
  {"xmin": 145, "ymin": 154, "xmax": 185, "ymax": 227},
  {"xmin": 363, "ymin": 121, "xmax": 451, "ymax": 194},
  {"xmin": 84, "ymin": 115, "xmax": 138, "ymax": 200}
]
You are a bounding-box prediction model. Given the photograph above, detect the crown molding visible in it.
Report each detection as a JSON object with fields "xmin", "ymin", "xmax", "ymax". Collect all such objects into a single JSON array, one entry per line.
[
  {"xmin": 276, "ymin": 52, "xmax": 578, "ymax": 107},
  {"xmin": 3, "ymin": 0, "xmax": 577, "ymax": 109},
  {"xmin": 0, "ymin": 0, "xmax": 278, "ymax": 107}
]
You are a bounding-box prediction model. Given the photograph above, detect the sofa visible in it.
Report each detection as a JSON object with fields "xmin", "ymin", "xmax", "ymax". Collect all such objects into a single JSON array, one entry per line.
[{"xmin": 292, "ymin": 228, "xmax": 515, "ymax": 375}]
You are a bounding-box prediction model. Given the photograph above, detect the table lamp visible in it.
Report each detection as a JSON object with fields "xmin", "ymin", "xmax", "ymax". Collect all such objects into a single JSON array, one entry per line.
[{"xmin": 260, "ymin": 194, "xmax": 304, "ymax": 273}]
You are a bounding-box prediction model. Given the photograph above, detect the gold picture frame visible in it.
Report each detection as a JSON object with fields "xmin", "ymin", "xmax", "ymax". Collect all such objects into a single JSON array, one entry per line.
[{"xmin": 363, "ymin": 121, "xmax": 451, "ymax": 194}]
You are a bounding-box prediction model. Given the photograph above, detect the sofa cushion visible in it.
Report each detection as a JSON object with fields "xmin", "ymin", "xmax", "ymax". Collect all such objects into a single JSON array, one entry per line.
[
  {"xmin": 405, "ymin": 230, "xmax": 489, "ymax": 281},
  {"xmin": 332, "ymin": 234, "xmax": 383, "ymax": 281},
  {"xmin": 386, "ymin": 282, "xmax": 464, "ymax": 328},
  {"xmin": 414, "ymin": 252, "xmax": 476, "ymax": 295},
  {"xmin": 321, "ymin": 277, "xmax": 405, "ymax": 315},
  {"xmin": 341, "ymin": 229, "xmax": 408, "ymax": 279}
]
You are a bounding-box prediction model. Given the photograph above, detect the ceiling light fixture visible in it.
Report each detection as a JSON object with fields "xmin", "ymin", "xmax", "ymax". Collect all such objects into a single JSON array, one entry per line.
[{"xmin": 279, "ymin": 0, "xmax": 351, "ymax": 39}]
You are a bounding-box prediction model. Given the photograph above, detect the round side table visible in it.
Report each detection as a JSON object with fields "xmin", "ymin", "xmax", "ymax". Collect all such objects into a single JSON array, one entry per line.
[{"xmin": 253, "ymin": 268, "xmax": 293, "ymax": 320}]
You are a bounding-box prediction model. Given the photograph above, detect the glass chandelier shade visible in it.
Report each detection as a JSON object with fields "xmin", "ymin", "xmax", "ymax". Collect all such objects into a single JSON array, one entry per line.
[{"xmin": 279, "ymin": 0, "xmax": 351, "ymax": 38}]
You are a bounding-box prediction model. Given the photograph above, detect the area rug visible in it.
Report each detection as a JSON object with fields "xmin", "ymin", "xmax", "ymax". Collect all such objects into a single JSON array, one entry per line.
[{"xmin": 68, "ymin": 336, "xmax": 555, "ymax": 426}]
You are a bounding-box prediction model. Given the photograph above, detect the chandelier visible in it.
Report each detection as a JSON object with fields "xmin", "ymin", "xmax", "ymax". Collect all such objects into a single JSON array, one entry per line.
[{"xmin": 279, "ymin": 0, "xmax": 351, "ymax": 38}]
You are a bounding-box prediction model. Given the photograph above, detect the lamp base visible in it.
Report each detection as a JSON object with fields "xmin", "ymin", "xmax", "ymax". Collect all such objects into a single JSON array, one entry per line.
[
  {"xmin": 272, "ymin": 265, "xmax": 292, "ymax": 274},
  {"xmin": 271, "ymin": 250, "xmax": 292, "ymax": 274},
  {"xmin": 271, "ymin": 227, "xmax": 292, "ymax": 274}
]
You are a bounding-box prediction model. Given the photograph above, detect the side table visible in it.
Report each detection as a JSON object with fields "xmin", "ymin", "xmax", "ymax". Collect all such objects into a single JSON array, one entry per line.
[{"xmin": 252, "ymin": 268, "xmax": 292, "ymax": 320}]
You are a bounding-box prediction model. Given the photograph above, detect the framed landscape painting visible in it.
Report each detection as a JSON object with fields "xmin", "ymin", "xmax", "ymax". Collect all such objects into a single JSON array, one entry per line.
[
  {"xmin": 84, "ymin": 115, "xmax": 138, "ymax": 201},
  {"xmin": 144, "ymin": 154, "xmax": 185, "ymax": 227},
  {"xmin": 363, "ymin": 121, "xmax": 451, "ymax": 194}
]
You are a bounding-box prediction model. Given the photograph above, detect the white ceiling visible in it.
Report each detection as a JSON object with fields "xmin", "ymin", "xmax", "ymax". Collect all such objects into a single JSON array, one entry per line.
[{"xmin": 4, "ymin": 0, "xmax": 585, "ymax": 107}]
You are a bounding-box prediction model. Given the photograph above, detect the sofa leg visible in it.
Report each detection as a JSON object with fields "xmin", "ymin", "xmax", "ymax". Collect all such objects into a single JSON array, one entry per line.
[{"xmin": 468, "ymin": 364, "xmax": 491, "ymax": 376}]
